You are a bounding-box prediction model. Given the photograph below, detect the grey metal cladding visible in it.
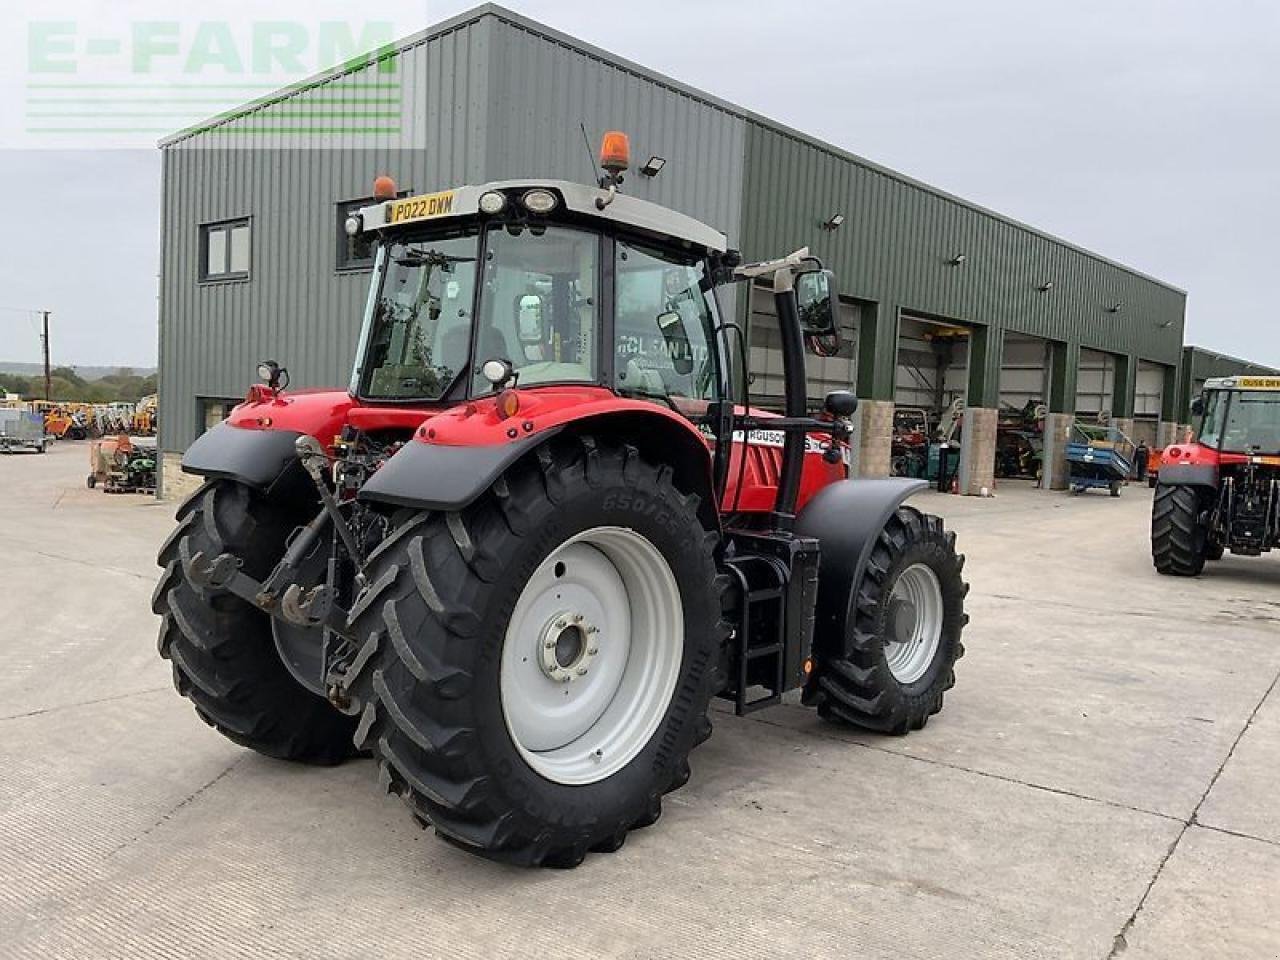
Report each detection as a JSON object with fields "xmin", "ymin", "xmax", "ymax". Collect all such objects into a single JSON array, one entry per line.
[
  {"xmin": 158, "ymin": 18, "xmax": 498, "ymax": 451},
  {"xmin": 481, "ymin": 17, "xmax": 746, "ymax": 241}
]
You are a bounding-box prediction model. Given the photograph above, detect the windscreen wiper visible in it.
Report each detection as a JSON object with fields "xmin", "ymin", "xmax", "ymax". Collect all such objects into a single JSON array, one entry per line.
[{"xmin": 394, "ymin": 251, "xmax": 477, "ymax": 268}]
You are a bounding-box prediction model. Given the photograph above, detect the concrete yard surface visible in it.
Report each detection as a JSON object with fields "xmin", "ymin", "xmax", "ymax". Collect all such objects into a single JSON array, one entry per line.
[{"xmin": 2, "ymin": 444, "xmax": 1278, "ymax": 959}]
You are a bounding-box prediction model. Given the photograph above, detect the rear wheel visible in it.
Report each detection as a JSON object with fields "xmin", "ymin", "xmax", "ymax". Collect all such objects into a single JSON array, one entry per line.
[
  {"xmin": 807, "ymin": 508, "xmax": 967, "ymax": 734},
  {"xmin": 339, "ymin": 437, "xmax": 725, "ymax": 867},
  {"xmin": 1151, "ymin": 483, "xmax": 1207, "ymax": 576},
  {"xmin": 1109, "ymin": 479, "xmax": 1122, "ymax": 497},
  {"xmin": 153, "ymin": 480, "xmax": 358, "ymax": 763}
]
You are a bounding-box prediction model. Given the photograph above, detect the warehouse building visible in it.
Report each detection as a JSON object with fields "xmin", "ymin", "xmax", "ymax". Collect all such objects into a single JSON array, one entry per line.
[{"xmin": 158, "ymin": 3, "xmax": 1194, "ymax": 495}]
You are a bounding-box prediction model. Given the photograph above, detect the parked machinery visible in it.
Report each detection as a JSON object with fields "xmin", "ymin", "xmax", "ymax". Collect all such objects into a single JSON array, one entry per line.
[
  {"xmin": 132, "ymin": 394, "xmax": 158, "ymax": 436},
  {"xmin": 30, "ymin": 401, "xmax": 89, "ymax": 440},
  {"xmin": 890, "ymin": 406, "xmax": 930, "ymax": 477},
  {"xmin": 995, "ymin": 401, "xmax": 1046, "ymax": 482},
  {"xmin": 0, "ymin": 409, "xmax": 48, "ymax": 453},
  {"xmin": 1153, "ymin": 376, "xmax": 1280, "ymax": 574},
  {"xmin": 88, "ymin": 434, "xmax": 156, "ymax": 493},
  {"xmin": 155, "ymin": 135, "xmax": 969, "ymax": 868}
]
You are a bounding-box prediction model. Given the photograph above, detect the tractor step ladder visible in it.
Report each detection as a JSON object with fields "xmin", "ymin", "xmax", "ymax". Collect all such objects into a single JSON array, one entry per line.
[{"xmin": 723, "ymin": 556, "xmax": 788, "ymax": 715}]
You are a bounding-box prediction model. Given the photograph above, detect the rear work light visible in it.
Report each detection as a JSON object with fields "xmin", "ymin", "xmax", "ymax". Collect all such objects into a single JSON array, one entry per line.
[
  {"xmin": 521, "ymin": 189, "xmax": 558, "ymax": 214},
  {"xmin": 479, "ymin": 190, "xmax": 507, "ymax": 214}
]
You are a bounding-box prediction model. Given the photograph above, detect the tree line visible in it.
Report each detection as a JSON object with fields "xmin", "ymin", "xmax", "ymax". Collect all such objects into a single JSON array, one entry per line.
[{"xmin": 0, "ymin": 367, "xmax": 158, "ymax": 404}]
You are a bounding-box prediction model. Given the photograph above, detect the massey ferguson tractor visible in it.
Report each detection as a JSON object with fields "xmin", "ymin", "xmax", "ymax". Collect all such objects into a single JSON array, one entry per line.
[
  {"xmin": 1152, "ymin": 375, "xmax": 1280, "ymax": 575},
  {"xmin": 154, "ymin": 132, "xmax": 968, "ymax": 867}
]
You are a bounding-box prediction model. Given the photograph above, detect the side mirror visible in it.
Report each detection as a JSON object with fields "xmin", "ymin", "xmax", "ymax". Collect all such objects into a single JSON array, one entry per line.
[
  {"xmin": 795, "ymin": 269, "xmax": 839, "ymax": 352},
  {"xmin": 1190, "ymin": 396, "xmax": 1205, "ymax": 417},
  {"xmin": 824, "ymin": 390, "xmax": 858, "ymax": 418},
  {"xmin": 515, "ymin": 294, "xmax": 546, "ymax": 344},
  {"xmin": 657, "ymin": 311, "xmax": 694, "ymax": 375}
]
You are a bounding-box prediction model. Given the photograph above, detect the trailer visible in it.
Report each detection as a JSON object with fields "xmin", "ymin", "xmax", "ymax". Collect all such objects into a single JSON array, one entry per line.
[
  {"xmin": 0, "ymin": 409, "xmax": 49, "ymax": 454},
  {"xmin": 1066, "ymin": 422, "xmax": 1134, "ymax": 496}
]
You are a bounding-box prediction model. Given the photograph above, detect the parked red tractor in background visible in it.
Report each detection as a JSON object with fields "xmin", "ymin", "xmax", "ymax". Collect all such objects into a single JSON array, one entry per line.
[
  {"xmin": 155, "ymin": 133, "xmax": 968, "ymax": 867},
  {"xmin": 1152, "ymin": 376, "xmax": 1280, "ymax": 575}
]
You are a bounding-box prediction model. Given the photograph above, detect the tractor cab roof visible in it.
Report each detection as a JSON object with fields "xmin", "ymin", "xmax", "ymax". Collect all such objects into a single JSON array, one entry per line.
[
  {"xmin": 354, "ymin": 179, "xmax": 728, "ymax": 256},
  {"xmin": 1203, "ymin": 376, "xmax": 1280, "ymax": 392}
]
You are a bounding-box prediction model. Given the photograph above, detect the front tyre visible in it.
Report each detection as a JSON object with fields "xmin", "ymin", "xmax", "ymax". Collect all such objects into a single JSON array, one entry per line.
[
  {"xmin": 152, "ymin": 480, "xmax": 359, "ymax": 763},
  {"xmin": 1151, "ymin": 483, "xmax": 1207, "ymax": 576},
  {"xmin": 341, "ymin": 437, "xmax": 725, "ymax": 867},
  {"xmin": 807, "ymin": 507, "xmax": 967, "ymax": 734}
]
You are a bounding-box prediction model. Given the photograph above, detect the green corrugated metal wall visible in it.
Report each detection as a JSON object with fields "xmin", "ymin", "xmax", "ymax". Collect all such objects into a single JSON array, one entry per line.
[
  {"xmin": 1176, "ymin": 346, "xmax": 1280, "ymax": 421},
  {"xmin": 738, "ymin": 123, "xmax": 1187, "ymax": 405}
]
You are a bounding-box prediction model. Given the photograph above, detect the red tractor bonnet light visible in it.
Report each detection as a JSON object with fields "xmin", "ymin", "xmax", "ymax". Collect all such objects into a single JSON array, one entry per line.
[
  {"xmin": 373, "ymin": 175, "xmax": 398, "ymax": 201},
  {"xmin": 599, "ymin": 131, "xmax": 630, "ymax": 174}
]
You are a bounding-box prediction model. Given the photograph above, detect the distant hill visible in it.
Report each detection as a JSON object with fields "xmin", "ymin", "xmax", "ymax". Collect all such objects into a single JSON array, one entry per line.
[{"xmin": 0, "ymin": 361, "xmax": 157, "ymax": 379}]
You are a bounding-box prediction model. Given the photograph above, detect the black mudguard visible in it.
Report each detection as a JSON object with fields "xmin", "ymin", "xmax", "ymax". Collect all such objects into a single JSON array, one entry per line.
[
  {"xmin": 794, "ymin": 477, "xmax": 929, "ymax": 641},
  {"xmin": 359, "ymin": 429, "xmax": 562, "ymax": 512},
  {"xmin": 1156, "ymin": 463, "xmax": 1219, "ymax": 488},
  {"xmin": 181, "ymin": 422, "xmax": 304, "ymax": 490}
]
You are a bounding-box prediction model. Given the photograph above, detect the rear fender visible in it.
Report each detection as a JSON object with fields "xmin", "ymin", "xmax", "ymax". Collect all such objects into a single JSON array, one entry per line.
[
  {"xmin": 1158, "ymin": 442, "xmax": 1219, "ymax": 488},
  {"xmin": 1156, "ymin": 464, "xmax": 1218, "ymax": 487},
  {"xmin": 360, "ymin": 397, "xmax": 718, "ymax": 528},
  {"xmin": 794, "ymin": 478, "xmax": 929, "ymax": 642},
  {"xmin": 181, "ymin": 421, "xmax": 309, "ymax": 498}
]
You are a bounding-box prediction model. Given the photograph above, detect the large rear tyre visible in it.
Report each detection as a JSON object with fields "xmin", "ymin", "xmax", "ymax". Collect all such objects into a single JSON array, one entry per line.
[
  {"xmin": 1151, "ymin": 484, "xmax": 1207, "ymax": 576},
  {"xmin": 340, "ymin": 437, "xmax": 725, "ymax": 867},
  {"xmin": 152, "ymin": 480, "xmax": 358, "ymax": 763},
  {"xmin": 806, "ymin": 507, "xmax": 967, "ymax": 734}
]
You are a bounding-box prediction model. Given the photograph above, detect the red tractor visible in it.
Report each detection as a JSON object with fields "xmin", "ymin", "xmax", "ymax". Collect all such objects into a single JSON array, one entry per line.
[
  {"xmin": 155, "ymin": 133, "xmax": 968, "ymax": 867},
  {"xmin": 1152, "ymin": 376, "xmax": 1280, "ymax": 575}
]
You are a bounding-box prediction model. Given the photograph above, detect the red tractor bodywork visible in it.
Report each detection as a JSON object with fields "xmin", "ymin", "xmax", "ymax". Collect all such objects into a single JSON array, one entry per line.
[
  {"xmin": 1159, "ymin": 441, "xmax": 1280, "ymax": 474},
  {"xmin": 225, "ymin": 386, "xmax": 846, "ymax": 517}
]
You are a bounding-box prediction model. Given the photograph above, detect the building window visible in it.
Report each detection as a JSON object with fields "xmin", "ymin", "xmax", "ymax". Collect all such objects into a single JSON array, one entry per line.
[
  {"xmin": 200, "ymin": 219, "xmax": 251, "ymax": 281},
  {"xmin": 198, "ymin": 396, "xmax": 241, "ymax": 433},
  {"xmin": 337, "ymin": 198, "xmax": 376, "ymax": 271}
]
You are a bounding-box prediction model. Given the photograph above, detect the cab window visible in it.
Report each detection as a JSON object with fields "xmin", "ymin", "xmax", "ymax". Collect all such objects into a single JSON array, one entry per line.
[
  {"xmin": 613, "ymin": 240, "xmax": 720, "ymax": 413},
  {"xmin": 474, "ymin": 225, "xmax": 598, "ymax": 394}
]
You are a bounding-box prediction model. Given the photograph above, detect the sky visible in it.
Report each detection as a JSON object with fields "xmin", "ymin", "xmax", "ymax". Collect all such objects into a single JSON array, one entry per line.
[{"xmin": 0, "ymin": 0, "xmax": 1277, "ymax": 368}]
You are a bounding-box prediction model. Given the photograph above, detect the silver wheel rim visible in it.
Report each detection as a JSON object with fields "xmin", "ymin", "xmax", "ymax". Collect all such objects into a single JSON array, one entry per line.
[
  {"xmin": 883, "ymin": 563, "xmax": 944, "ymax": 684},
  {"xmin": 500, "ymin": 526, "xmax": 683, "ymax": 786}
]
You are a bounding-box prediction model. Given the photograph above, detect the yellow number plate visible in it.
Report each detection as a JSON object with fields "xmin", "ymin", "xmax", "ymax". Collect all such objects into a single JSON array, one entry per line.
[
  {"xmin": 1240, "ymin": 377, "xmax": 1280, "ymax": 389},
  {"xmin": 388, "ymin": 190, "xmax": 456, "ymax": 224}
]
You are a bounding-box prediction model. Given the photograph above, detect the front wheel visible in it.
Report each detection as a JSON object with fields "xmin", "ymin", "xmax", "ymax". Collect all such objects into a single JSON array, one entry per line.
[
  {"xmin": 807, "ymin": 507, "xmax": 968, "ymax": 734},
  {"xmin": 1151, "ymin": 483, "xmax": 1207, "ymax": 576},
  {"xmin": 340, "ymin": 437, "xmax": 725, "ymax": 867}
]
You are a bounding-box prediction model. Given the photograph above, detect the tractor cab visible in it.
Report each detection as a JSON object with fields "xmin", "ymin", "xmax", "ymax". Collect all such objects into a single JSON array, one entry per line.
[
  {"xmin": 346, "ymin": 175, "xmax": 731, "ymax": 422},
  {"xmin": 1193, "ymin": 377, "xmax": 1280, "ymax": 456}
]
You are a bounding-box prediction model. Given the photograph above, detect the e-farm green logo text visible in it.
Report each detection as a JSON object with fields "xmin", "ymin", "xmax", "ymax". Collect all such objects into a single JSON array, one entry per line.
[{"xmin": 23, "ymin": 18, "xmax": 404, "ymax": 145}]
